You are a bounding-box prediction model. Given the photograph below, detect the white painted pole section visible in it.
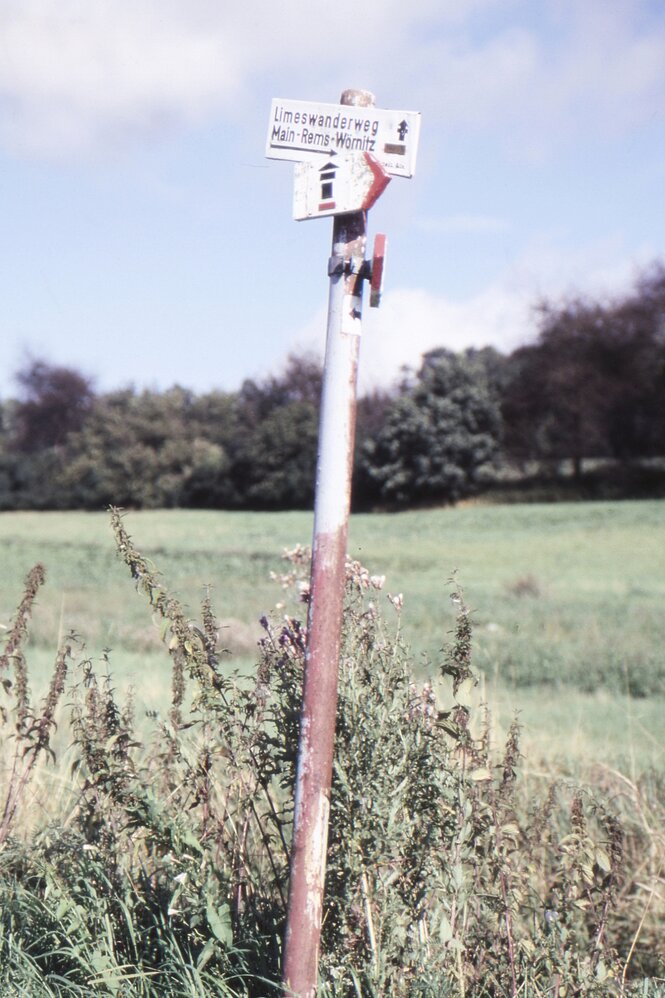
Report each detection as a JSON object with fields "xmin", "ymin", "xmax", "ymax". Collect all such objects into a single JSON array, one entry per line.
[{"xmin": 315, "ymin": 246, "xmax": 363, "ymax": 536}]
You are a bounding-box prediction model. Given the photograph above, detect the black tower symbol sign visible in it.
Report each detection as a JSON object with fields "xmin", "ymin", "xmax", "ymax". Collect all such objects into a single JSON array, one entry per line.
[
  {"xmin": 319, "ymin": 162, "xmax": 336, "ymax": 202},
  {"xmin": 397, "ymin": 120, "xmax": 408, "ymax": 141}
]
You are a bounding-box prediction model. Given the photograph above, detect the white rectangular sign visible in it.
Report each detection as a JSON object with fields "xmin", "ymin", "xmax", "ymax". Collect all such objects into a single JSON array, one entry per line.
[
  {"xmin": 266, "ymin": 98, "xmax": 421, "ymax": 178},
  {"xmin": 293, "ymin": 153, "xmax": 390, "ymax": 221}
]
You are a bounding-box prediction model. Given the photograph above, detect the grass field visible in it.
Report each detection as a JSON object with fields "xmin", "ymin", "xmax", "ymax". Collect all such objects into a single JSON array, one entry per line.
[{"xmin": 1, "ymin": 500, "xmax": 663, "ymax": 773}]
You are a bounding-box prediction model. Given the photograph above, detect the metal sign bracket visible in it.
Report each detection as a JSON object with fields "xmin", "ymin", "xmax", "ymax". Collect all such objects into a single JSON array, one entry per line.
[
  {"xmin": 328, "ymin": 235, "xmax": 386, "ymax": 309},
  {"xmin": 327, "ymin": 254, "xmax": 366, "ymax": 276}
]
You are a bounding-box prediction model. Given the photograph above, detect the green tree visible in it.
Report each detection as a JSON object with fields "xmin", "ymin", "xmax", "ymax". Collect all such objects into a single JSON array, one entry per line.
[
  {"xmin": 9, "ymin": 358, "xmax": 95, "ymax": 453},
  {"xmin": 603, "ymin": 265, "xmax": 665, "ymax": 459},
  {"xmin": 352, "ymin": 388, "xmax": 395, "ymax": 509},
  {"xmin": 235, "ymin": 400, "xmax": 319, "ymax": 509},
  {"xmin": 364, "ymin": 349, "xmax": 501, "ymax": 506},
  {"xmin": 57, "ymin": 387, "xmax": 237, "ymax": 510},
  {"xmin": 230, "ymin": 354, "xmax": 321, "ymax": 509},
  {"xmin": 502, "ymin": 264, "xmax": 665, "ymax": 475},
  {"xmin": 0, "ymin": 361, "xmax": 96, "ymax": 509},
  {"xmin": 500, "ymin": 304, "xmax": 611, "ymax": 477}
]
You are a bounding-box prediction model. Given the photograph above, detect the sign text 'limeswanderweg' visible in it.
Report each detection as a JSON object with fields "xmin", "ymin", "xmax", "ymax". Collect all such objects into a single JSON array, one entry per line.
[{"xmin": 271, "ymin": 104, "xmax": 379, "ymax": 154}]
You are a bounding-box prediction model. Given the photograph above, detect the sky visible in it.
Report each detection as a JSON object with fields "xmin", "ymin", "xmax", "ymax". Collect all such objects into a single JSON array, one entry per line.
[{"xmin": 1, "ymin": 0, "xmax": 664, "ymax": 399}]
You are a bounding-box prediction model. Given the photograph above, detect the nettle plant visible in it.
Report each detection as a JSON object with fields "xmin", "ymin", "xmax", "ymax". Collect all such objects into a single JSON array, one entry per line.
[{"xmin": 0, "ymin": 509, "xmax": 661, "ymax": 996}]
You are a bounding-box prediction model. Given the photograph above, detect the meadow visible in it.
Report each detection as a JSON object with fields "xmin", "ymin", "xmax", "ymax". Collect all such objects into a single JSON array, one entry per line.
[
  {"xmin": 0, "ymin": 499, "xmax": 663, "ymax": 773},
  {"xmin": 1, "ymin": 500, "xmax": 664, "ymax": 993}
]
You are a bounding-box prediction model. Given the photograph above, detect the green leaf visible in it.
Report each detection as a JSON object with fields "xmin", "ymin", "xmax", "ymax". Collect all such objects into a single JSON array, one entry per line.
[
  {"xmin": 595, "ymin": 846, "xmax": 612, "ymax": 873},
  {"xmin": 455, "ymin": 676, "xmax": 476, "ymax": 706},
  {"xmin": 439, "ymin": 914, "xmax": 453, "ymax": 943},
  {"xmin": 206, "ymin": 901, "xmax": 233, "ymax": 946},
  {"xmin": 196, "ymin": 937, "xmax": 217, "ymax": 970},
  {"xmin": 180, "ymin": 827, "xmax": 203, "ymax": 854},
  {"xmin": 595, "ymin": 959, "xmax": 609, "ymax": 982}
]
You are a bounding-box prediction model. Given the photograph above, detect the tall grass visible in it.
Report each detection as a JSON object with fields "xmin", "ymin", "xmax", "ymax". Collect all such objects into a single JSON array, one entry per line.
[{"xmin": 0, "ymin": 511, "xmax": 662, "ymax": 994}]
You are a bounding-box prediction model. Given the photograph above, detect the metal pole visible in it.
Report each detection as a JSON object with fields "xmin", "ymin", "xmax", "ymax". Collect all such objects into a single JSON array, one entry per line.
[{"xmin": 282, "ymin": 88, "xmax": 375, "ymax": 998}]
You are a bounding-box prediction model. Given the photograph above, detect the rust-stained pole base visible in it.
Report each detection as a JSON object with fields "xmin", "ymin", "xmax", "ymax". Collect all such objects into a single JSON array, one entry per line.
[{"xmin": 282, "ymin": 89, "xmax": 374, "ymax": 998}]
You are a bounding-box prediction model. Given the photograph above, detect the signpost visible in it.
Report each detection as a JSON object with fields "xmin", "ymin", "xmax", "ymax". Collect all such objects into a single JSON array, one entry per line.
[
  {"xmin": 266, "ymin": 96, "xmax": 421, "ymax": 178},
  {"xmin": 266, "ymin": 88, "xmax": 419, "ymax": 998}
]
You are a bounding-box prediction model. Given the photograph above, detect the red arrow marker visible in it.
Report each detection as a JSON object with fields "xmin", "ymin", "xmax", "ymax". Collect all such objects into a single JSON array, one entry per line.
[
  {"xmin": 361, "ymin": 154, "xmax": 391, "ymax": 211},
  {"xmin": 370, "ymin": 233, "xmax": 387, "ymax": 308}
]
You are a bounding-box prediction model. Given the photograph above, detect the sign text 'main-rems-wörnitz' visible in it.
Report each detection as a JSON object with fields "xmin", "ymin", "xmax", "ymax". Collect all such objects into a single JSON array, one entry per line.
[{"xmin": 271, "ymin": 103, "xmax": 380, "ymax": 153}]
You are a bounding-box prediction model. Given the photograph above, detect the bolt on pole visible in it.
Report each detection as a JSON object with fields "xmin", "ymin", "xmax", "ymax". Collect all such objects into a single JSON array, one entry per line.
[{"xmin": 282, "ymin": 88, "xmax": 375, "ymax": 998}]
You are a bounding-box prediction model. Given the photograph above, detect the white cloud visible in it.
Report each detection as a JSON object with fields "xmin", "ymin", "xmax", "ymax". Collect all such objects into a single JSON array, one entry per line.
[
  {"xmin": 413, "ymin": 1, "xmax": 665, "ymax": 156},
  {"xmin": 287, "ymin": 279, "xmax": 533, "ymax": 393},
  {"xmin": 1, "ymin": 0, "xmax": 663, "ymax": 159},
  {"xmin": 289, "ymin": 233, "xmax": 658, "ymax": 394},
  {"xmin": 0, "ymin": 1, "xmax": 250, "ymax": 156},
  {"xmin": 0, "ymin": 0, "xmax": 479, "ymax": 158},
  {"xmin": 531, "ymin": 3, "xmax": 665, "ymax": 141},
  {"xmin": 358, "ymin": 283, "xmax": 530, "ymax": 391},
  {"xmin": 501, "ymin": 233, "xmax": 658, "ymax": 308}
]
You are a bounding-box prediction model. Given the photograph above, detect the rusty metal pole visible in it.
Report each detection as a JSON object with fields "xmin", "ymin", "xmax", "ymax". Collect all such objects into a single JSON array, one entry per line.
[{"xmin": 282, "ymin": 88, "xmax": 375, "ymax": 998}]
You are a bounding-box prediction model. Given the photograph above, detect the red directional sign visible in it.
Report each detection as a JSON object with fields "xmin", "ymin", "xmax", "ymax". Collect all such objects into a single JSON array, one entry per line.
[
  {"xmin": 293, "ymin": 152, "xmax": 390, "ymax": 221},
  {"xmin": 370, "ymin": 233, "xmax": 387, "ymax": 308}
]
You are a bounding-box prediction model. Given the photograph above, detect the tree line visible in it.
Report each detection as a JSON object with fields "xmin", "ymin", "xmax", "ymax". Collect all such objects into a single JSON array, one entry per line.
[{"xmin": 1, "ymin": 264, "xmax": 663, "ymax": 511}]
